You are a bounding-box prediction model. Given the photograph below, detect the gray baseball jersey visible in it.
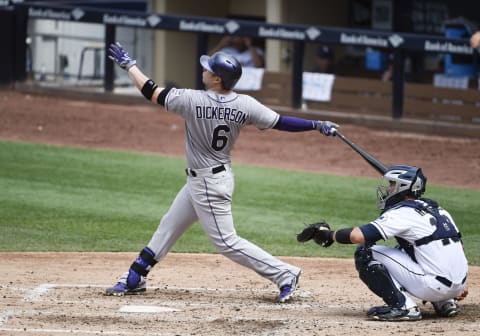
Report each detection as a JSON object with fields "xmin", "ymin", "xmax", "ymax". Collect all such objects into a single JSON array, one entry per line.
[{"xmin": 164, "ymin": 88, "xmax": 279, "ymax": 168}]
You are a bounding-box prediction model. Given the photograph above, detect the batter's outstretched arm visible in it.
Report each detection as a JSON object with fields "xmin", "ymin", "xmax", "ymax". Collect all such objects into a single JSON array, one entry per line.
[
  {"xmin": 108, "ymin": 42, "xmax": 164, "ymax": 104},
  {"xmin": 273, "ymin": 116, "xmax": 339, "ymax": 136}
]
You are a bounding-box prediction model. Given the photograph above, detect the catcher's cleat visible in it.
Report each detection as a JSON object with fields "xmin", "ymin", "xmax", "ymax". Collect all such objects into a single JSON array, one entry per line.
[
  {"xmin": 432, "ymin": 300, "xmax": 460, "ymax": 317},
  {"xmin": 278, "ymin": 271, "xmax": 301, "ymax": 303},
  {"xmin": 105, "ymin": 272, "xmax": 146, "ymax": 296},
  {"xmin": 367, "ymin": 305, "xmax": 422, "ymax": 321}
]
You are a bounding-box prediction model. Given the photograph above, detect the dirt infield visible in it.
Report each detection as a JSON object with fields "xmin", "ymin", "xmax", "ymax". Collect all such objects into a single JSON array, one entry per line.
[
  {"xmin": 0, "ymin": 90, "xmax": 479, "ymax": 335},
  {"xmin": 1, "ymin": 253, "xmax": 479, "ymax": 336}
]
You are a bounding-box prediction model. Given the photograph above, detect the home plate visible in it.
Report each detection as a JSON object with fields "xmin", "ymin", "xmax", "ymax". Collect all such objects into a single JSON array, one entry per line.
[{"xmin": 119, "ymin": 305, "xmax": 180, "ymax": 313}]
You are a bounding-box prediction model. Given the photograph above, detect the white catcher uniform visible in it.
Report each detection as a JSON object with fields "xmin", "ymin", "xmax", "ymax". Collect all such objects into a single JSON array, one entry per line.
[
  {"xmin": 146, "ymin": 88, "xmax": 300, "ymax": 289},
  {"xmin": 365, "ymin": 198, "xmax": 468, "ymax": 308}
]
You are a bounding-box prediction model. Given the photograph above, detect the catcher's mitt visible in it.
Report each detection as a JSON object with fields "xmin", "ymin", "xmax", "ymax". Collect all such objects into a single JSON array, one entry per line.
[{"xmin": 296, "ymin": 221, "xmax": 334, "ymax": 247}]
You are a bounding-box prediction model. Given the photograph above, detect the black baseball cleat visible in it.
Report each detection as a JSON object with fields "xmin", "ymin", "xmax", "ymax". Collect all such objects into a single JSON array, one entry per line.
[
  {"xmin": 367, "ymin": 305, "xmax": 422, "ymax": 321},
  {"xmin": 432, "ymin": 300, "xmax": 460, "ymax": 317}
]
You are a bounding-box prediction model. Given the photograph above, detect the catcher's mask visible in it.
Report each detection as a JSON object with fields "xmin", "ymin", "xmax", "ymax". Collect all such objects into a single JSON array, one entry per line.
[{"xmin": 377, "ymin": 165, "xmax": 427, "ymax": 210}]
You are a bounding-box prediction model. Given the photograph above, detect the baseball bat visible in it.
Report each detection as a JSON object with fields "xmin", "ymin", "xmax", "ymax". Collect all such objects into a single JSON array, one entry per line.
[{"xmin": 332, "ymin": 128, "xmax": 388, "ymax": 175}]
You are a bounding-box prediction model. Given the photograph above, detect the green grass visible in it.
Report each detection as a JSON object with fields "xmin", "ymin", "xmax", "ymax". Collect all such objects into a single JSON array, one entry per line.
[{"xmin": 1, "ymin": 140, "xmax": 479, "ymax": 265}]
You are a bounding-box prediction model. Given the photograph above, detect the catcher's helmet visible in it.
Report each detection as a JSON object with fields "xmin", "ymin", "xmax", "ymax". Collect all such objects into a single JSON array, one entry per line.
[
  {"xmin": 200, "ymin": 52, "xmax": 242, "ymax": 90},
  {"xmin": 377, "ymin": 165, "xmax": 427, "ymax": 210}
]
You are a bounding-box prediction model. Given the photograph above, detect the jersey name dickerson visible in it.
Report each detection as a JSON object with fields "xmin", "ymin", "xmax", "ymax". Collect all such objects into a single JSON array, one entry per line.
[{"xmin": 195, "ymin": 105, "xmax": 247, "ymax": 125}]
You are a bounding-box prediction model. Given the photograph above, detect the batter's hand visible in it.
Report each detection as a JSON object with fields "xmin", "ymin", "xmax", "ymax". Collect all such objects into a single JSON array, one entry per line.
[
  {"xmin": 317, "ymin": 120, "xmax": 339, "ymax": 136},
  {"xmin": 108, "ymin": 42, "xmax": 137, "ymax": 71}
]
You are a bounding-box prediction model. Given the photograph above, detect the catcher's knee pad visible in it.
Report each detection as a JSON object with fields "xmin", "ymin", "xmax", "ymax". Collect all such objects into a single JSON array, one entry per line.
[
  {"xmin": 354, "ymin": 244, "xmax": 372, "ymax": 271},
  {"xmin": 127, "ymin": 247, "xmax": 157, "ymax": 288},
  {"xmin": 354, "ymin": 246, "xmax": 405, "ymax": 308}
]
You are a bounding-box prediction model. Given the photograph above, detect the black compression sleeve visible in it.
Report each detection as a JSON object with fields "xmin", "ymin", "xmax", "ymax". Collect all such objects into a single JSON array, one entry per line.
[{"xmin": 335, "ymin": 228, "xmax": 354, "ymax": 244}]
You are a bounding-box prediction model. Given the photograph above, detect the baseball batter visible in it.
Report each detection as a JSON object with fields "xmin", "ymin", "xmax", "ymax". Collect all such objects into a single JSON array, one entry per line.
[
  {"xmin": 106, "ymin": 42, "xmax": 339, "ymax": 302},
  {"xmin": 297, "ymin": 165, "xmax": 468, "ymax": 320}
]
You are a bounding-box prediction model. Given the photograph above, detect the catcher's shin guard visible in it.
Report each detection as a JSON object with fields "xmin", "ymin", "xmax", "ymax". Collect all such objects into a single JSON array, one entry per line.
[
  {"xmin": 354, "ymin": 245, "xmax": 406, "ymax": 308},
  {"xmin": 127, "ymin": 247, "xmax": 157, "ymax": 289}
]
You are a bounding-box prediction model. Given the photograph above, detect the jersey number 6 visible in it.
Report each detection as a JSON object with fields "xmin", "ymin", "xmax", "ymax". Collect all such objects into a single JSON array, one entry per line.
[{"xmin": 212, "ymin": 125, "xmax": 230, "ymax": 151}]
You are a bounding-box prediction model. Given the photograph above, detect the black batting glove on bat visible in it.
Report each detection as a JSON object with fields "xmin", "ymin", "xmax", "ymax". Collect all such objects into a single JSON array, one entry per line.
[
  {"xmin": 296, "ymin": 221, "xmax": 334, "ymax": 247},
  {"xmin": 108, "ymin": 42, "xmax": 137, "ymax": 71},
  {"xmin": 316, "ymin": 121, "xmax": 339, "ymax": 136}
]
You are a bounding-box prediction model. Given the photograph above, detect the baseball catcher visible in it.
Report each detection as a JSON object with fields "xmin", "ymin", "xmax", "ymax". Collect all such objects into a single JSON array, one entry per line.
[{"xmin": 297, "ymin": 165, "xmax": 469, "ymax": 321}]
